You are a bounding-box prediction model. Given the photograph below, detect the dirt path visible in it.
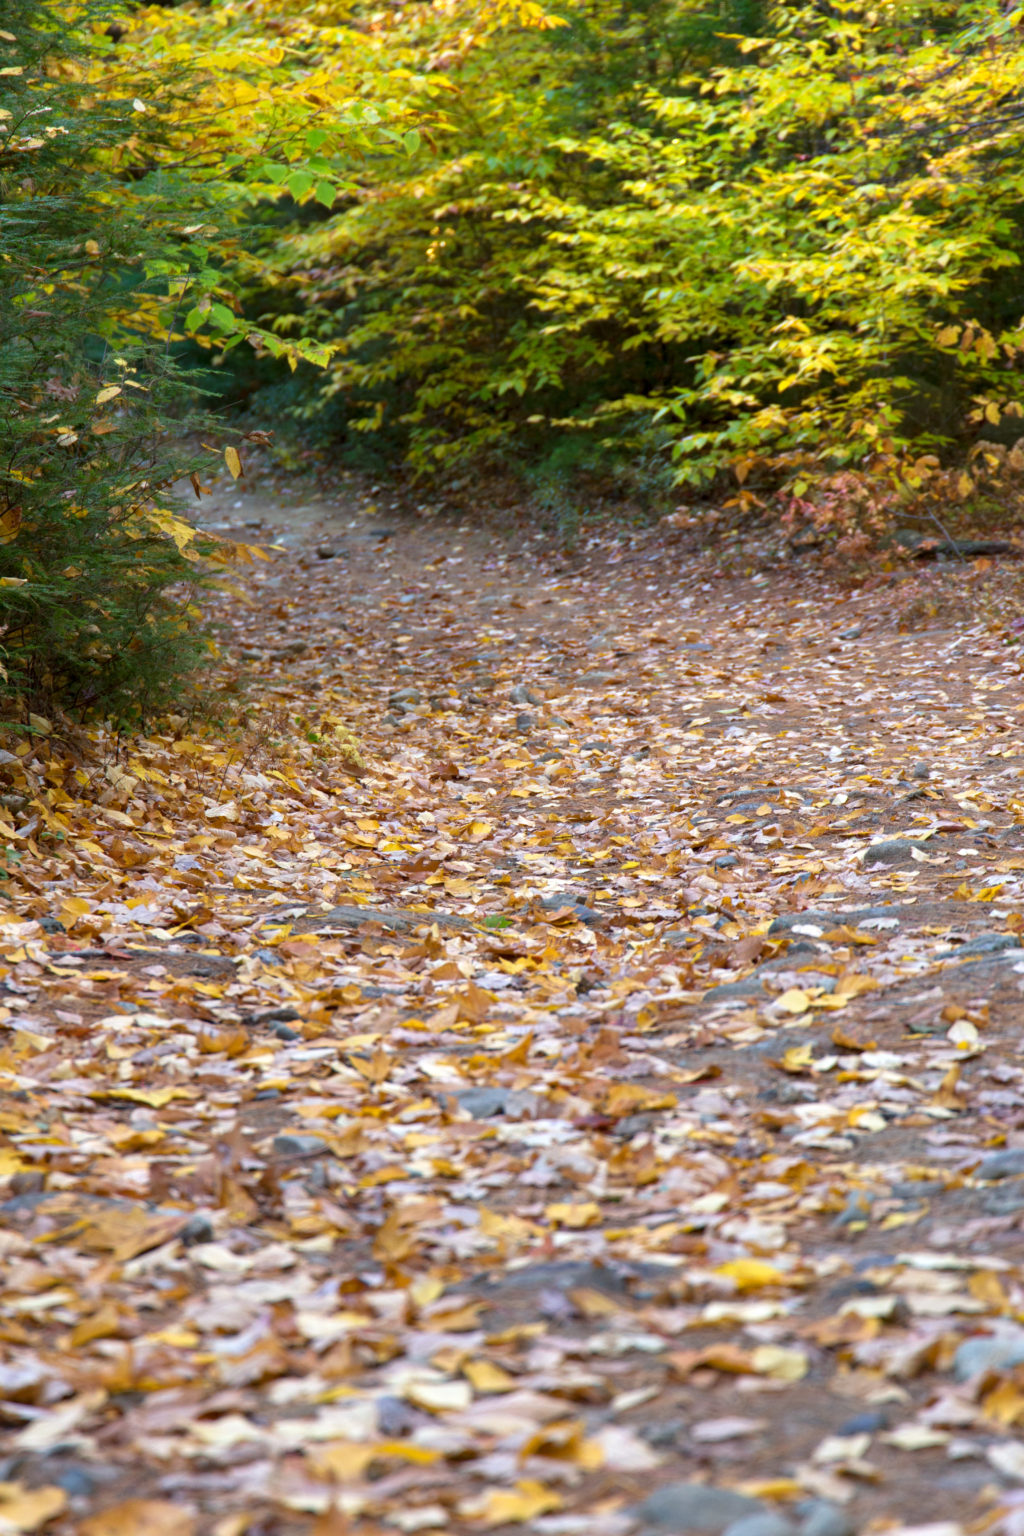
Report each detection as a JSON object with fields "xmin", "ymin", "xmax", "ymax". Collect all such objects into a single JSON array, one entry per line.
[{"xmin": 3, "ymin": 474, "xmax": 1024, "ymax": 1536}]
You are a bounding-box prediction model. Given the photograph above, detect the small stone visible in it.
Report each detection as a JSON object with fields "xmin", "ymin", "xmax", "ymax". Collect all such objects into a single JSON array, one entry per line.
[
  {"xmin": 181, "ymin": 1213, "xmax": 215, "ymax": 1246},
  {"xmin": 272, "ymin": 1023, "xmax": 300, "ymax": 1040},
  {"xmin": 911, "ymin": 760, "xmax": 932, "ymax": 779},
  {"xmin": 722, "ymin": 1516, "xmax": 797, "ymax": 1536},
  {"xmin": 862, "ymin": 838, "xmax": 931, "ymax": 866},
  {"xmin": 387, "ymin": 687, "xmax": 422, "ymax": 707},
  {"xmin": 51, "ymin": 1467, "xmax": 100, "ymax": 1498},
  {"xmin": 634, "ymin": 1483, "xmax": 766, "ymax": 1534},
  {"xmin": 641, "ymin": 1417, "xmax": 687, "ymax": 1449},
  {"xmin": 952, "ymin": 1330, "xmax": 1024, "ymax": 1382},
  {"xmin": 956, "ymin": 932, "xmax": 1024, "ymax": 959},
  {"xmin": 579, "ymin": 670, "xmax": 617, "ymax": 685},
  {"xmin": 837, "ymin": 1410, "xmax": 888, "ymax": 1435},
  {"xmin": 796, "ymin": 1501, "xmax": 856, "ymax": 1536},
  {"xmin": 377, "ymin": 1394, "xmax": 422, "ymax": 1436},
  {"xmin": 714, "ymin": 854, "xmax": 738, "ymax": 869},
  {"xmin": 272, "ymin": 1133, "xmax": 330, "ymax": 1158},
  {"xmin": 705, "ymin": 977, "xmax": 766, "ymax": 1000},
  {"xmin": 834, "ymin": 1190, "xmax": 873, "ymax": 1227},
  {"xmin": 838, "ymin": 626, "xmax": 863, "ymax": 641},
  {"xmin": 975, "ymin": 1149, "xmax": 1024, "ymax": 1181},
  {"xmin": 316, "ymin": 546, "xmax": 340, "ymax": 559},
  {"xmin": 515, "ymin": 711, "xmax": 535, "ymax": 733},
  {"xmin": 39, "ymin": 916, "xmax": 66, "ymax": 934},
  {"xmin": 455, "ymin": 1087, "xmax": 508, "ymax": 1118},
  {"xmin": 510, "ymin": 684, "xmax": 543, "ymax": 705}
]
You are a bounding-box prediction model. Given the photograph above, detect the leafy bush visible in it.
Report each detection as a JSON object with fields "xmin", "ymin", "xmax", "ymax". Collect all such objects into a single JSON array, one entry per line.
[
  {"xmin": 222, "ymin": 0, "xmax": 1024, "ymax": 537},
  {"xmin": 0, "ymin": 0, "xmax": 223, "ymax": 724}
]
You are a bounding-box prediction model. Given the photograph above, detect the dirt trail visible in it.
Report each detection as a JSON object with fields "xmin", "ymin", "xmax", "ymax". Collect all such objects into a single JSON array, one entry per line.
[{"xmin": 3, "ymin": 474, "xmax": 1024, "ymax": 1536}]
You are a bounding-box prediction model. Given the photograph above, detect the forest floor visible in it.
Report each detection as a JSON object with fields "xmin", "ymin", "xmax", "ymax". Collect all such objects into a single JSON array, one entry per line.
[{"xmin": 4, "ymin": 469, "xmax": 1024, "ymax": 1536}]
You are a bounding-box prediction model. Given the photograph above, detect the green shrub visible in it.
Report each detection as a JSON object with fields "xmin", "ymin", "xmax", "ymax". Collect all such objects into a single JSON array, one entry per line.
[{"xmin": 0, "ymin": 0, "xmax": 219, "ymax": 724}]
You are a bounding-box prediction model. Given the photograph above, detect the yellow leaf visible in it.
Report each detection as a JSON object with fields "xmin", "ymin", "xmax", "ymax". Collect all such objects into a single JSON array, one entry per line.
[
  {"xmin": 0, "ymin": 1484, "xmax": 67, "ymax": 1533},
  {"xmin": 776, "ymin": 988, "xmax": 812, "ymax": 1014},
  {"xmin": 95, "ymin": 386, "xmax": 121, "ymax": 405},
  {"xmin": 751, "ymin": 1345, "xmax": 808, "ymax": 1381},
  {"xmin": 463, "ymin": 1359, "xmax": 516, "ymax": 1392},
  {"xmin": 467, "ymin": 1481, "xmax": 562, "ymax": 1525},
  {"xmin": 715, "ymin": 1259, "xmax": 789, "ymax": 1292},
  {"xmin": 775, "ymin": 1043, "xmax": 815, "ymax": 1074},
  {"xmin": 545, "ymin": 1201, "xmax": 601, "ymax": 1229},
  {"xmin": 79, "ymin": 1501, "xmax": 195, "ymax": 1536},
  {"xmin": 225, "ymin": 446, "xmax": 243, "ymax": 479}
]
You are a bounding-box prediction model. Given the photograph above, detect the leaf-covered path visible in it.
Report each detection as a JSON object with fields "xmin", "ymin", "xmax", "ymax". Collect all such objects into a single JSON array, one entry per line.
[{"xmin": 4, "ymin": 478, "xmax": 1024, "ymax": 1536}]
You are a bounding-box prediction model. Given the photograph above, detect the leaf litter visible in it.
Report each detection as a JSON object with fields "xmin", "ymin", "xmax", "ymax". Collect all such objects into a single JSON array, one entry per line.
[{"xmin": 3, "ymin": 477, "xmax": 1024, "ymax": 1536}]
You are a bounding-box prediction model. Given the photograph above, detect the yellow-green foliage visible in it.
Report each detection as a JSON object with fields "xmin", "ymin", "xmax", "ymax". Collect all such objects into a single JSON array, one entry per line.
[{"xmin": 107, "ymin": 0, "xmax": 1024, "ymax": 512}]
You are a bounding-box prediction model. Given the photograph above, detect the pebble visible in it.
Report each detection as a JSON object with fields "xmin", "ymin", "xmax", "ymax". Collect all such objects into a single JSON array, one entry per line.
[
  {"xmin": 982, "ymin": 1184, "xmax": 1024, "ymax": 1215},
  {"xmin": 862, "ymin": 838, "xmax": 931, "ymax": 865},
  {"xmin": 510, "ymin": 683, "xmax": 543, "ymax": 705},
  {"xmin": 911, "ymin": 760, "xmax": 932, "ymax": 779},
  {"xmin": 181, "ymin": 1213, "xmax": 215, "ymax": 1246},
  {"xmin": 515, "ymin": 711, "xmax": 536, "ymax": 733},
  {"xmin": 767, "ymin": 905, "xmax": 901, "ymax": 934},
  {"xmin": 714, "ymin": 854, "xmax": 738, "ymax": 869},
  {"xmin": 974, "ymin": 1148, "xmax": 1024, "ymax": 1181},
  {"xmin": 387, "ymin": 687, "xmax": 422, "ymax": 707},
  {"xmin": 836, "ymin": 1411, "xmax": 887, "ymax": 1436},
  {"xmin": 272, "ymin": 1134, "xmax": 330, "ymax": 1158},
  {"xmin": 838, "ymin": 625, "xmax": 863, "ymax": 641},
  {"xmin": 722, "ymin": 1516, "xmax": 796, "ymax": 1536},
  {"xmin": 455, "ymin": 1087, "xmax": 508, "ymax": 1118},
  {"xmin": 633, "ymin": 1482, "xmax": 766, "ymax": 1533},
  {"xmin": 952, "ymin": 1329, "xmax": 1024, "ymax": 1382},
  {"xmin": 315, "ymin": 546, "xmax": 340, "ymax": 559},
  {"xmin": 796, "ymin": 1502, "xmax": 856, "ymax": 1536},
  {"xmin": 956, "ymin": 932, "xmax": 1024, "ymax": 959}
]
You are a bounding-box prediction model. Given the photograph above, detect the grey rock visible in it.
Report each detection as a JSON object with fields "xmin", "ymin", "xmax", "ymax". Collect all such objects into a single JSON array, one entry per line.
[
  {"xmin": 956, "ymin": 932, "xmax": 1024, "ymax": 959},
  {"xmin": 862, "ymin": 838, "xmax": 932, "ymax": 865},
  {"xmin": 641, "ymin": 1417, "xmax": 687, "ymax": 1449},
  {"xmin": 309, "ymin": 903, "xmax": 474, "ymax": 934},
  {"xmin": 796, "ymin": 1501, "xmax": 856, "ymax": 1536},
  {"xmin": 952, "ymin": 1330, "xmax": 1024, "ymax": 1382},
  {"xmin": 975, "ymin": 1148, "xmax": 1024, "ymax": 1181},
  {"xmin": 837, "ymin": 1411, "xmax": 888, "ymax": 1435},
  {"xmin": 634, "ymin": 1483, "xmax": 766, "ymax": 1534},
  {"xmin": 181, "ymin": 1213, "xmax": 215, "ymax": 1246},
  {"xmin": 316, "ymin": 547, "xmax": 340, "ymax": 560},
  {"xmin": 983, "ymin": 1184, "xmax": 1024, "ymax": 1215},
  {"xmin": 510, "ymin": 684, "xmax": 543, "ymax": 705},
  {"xmin": 705, "ymin": 977, "xmax": 766, "ymax": 1000},
  {"xmin": 455, "ymin": 1087, "xmax": 508, "ymax": 1118},
  {"xmin": 911, "ymin": 760, "xmax": 932, "ymax": 780},
  {"xmin": 722, "ymin": 1517, "xmax": 796, "ymax": 1536},
  {"xmin": 838, "ymin": 626, "xmax": 863, "ymax": 641},
  {"xmin": 768, "ymin": 905, "xmax": 902, "ymax": 934},
  {"xmin": 515, "ymin": 711, "xmax": 536, "ymax": 733},
  {"xmin": 714, "ymin": 855, "xmax": 738, "ymax": 869},
  {"xmin": 579, "ymin": 670, "xmax": 617, "ymax": 686},
  {"xmin": 272, "ymin": 1134, "xmax": 330, "ymax": 1158},
  {"xmin": 387, "ymin": 687, "xmax": 422, "ymax": 707},
  {"xmin": 272, "ymin": 1023, "xmax": 300, "ymax": 1040}
]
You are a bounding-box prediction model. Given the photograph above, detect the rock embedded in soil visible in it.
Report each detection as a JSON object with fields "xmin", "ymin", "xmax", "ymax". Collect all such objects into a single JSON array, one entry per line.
[
  {"xmin": 633, "ymin": 1482, "xmax": 767, "ymax": 1533},
  {"xmin": 722, "ymin": 1516, "xmax": 798, "ymax": 1536},
  {"xmin": 952, "ymin": 1328, "xmax": 1024, "ymax": 1382},
  {"xmin": 861, "ymin": 838, "xmax": 936, "ymax": 865},
  {"xmin": 796, "ymin": 1502, "xmax": 856, "ymax": 1536},
  {"xmin": 272, "ymin": 1133, "xmax": 330, "ymax": 1158},
  {"xmin": 973, "ymin": 1149, "xmax": 1024, "ymax": 1181},
  {"xmin": 954, "ymin": 932, "xmax": 1024, "ymax": 959}
]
